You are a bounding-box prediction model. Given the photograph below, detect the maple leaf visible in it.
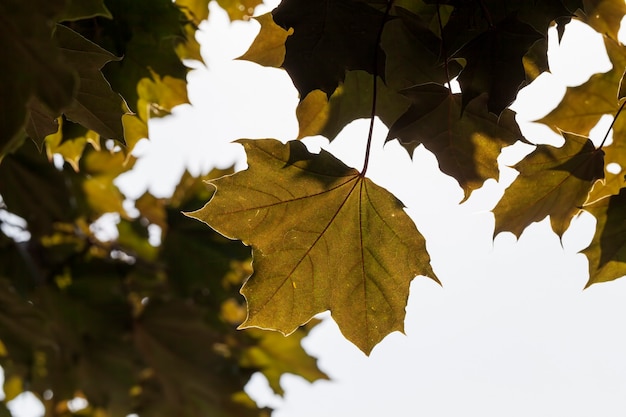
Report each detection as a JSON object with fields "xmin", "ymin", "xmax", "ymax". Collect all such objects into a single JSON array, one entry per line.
[
  {"xmin": 54, "ymin": 25, "xmax": 126, "ymax": 142},
  {"xmin": 583, "ymin": 188, "xmax": 626, "ymax": 286},
  {"xmin": 272, "ymin": 0, "xmax": 387, "ymax": 98},
  {"xmin": 493, "ymin": 132, "xmax": 605, "ymax": 238},
  {"xmin": 381, "ymin": 8, "xmax": 461, "ymax": 91},
  {"xmin": 188, "ymin": 139, "xmax": 438, "ymax": 354},
  {"xmin": 455, "ymin": 15, "xmax": 543, "ymax": 114},
  {"xmin": 0, "ymin": 0, "xmax": 77, "ymax": 153},
  {"xmin": 540, "ymin": 38, "xmax": 626, "ymax": 203},
  {"xmin": 387, "ymin": 84, "xmax": 522, "ymax": 200}
]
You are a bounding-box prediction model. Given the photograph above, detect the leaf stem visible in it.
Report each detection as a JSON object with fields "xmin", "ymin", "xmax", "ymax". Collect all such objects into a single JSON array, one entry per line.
[
  {"xmin": 436, "ymin": 1, "xmax": 452, "ymax": 91},
  {"xmin": 599, "ymin": 100, "xmax": 626, "ymax": 149},
  {"xmin": 361, "ymin": 0, "xmax": 394, "ymax": 176}
]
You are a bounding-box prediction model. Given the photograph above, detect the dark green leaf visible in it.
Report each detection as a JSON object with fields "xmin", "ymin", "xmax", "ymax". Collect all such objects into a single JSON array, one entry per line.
[
  {"xmin": 388, "ymin": 84, "xmax": 522, "ymax": 199},
  {"xmin": 272, "ymin": 0, "xmax": 387, "ymax": 97}
]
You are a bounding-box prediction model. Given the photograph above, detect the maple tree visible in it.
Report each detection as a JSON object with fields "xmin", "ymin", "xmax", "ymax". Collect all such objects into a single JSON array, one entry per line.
[{"xmin": 1, "ymin": 0, "xmax": 626, "ymax": 415}]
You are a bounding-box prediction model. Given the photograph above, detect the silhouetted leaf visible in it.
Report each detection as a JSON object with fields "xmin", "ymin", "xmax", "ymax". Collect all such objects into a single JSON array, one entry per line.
[
  {"xmin": 272, "ymin": 0, "xmax": 386, "ymax": 97},
  {"xmin": 0, "ymin": 0, "xmax": 77, "ymax": 154},
  {"xmin": 55, "ymin": 25, "xmax": 126, "ymax": 142},
  {"xmin": 382, "ymin": 7, "xmax": 461, "ymax": 90},
  {"xmin": 188, "ymin": 139, "xmax": 438, "ymax": 354},
  {"xmin": 455, "ymin": 15, "xmax": 542, "ymax": 114},
  {"xmin": 494, "ymin": 132, "xmax": 605, "ymax": 238},
  {"xmin": 388, "ymin": 84, "xmax": 522, "ymax": 199}
]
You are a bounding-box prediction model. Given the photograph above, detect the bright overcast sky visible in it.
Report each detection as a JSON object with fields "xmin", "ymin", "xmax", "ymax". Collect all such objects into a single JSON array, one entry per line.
[
  {"xmin": 126, "ymin": 3, "xmax": 626, "ymax": 417},
  {"xmin": 8, "ymin": 2, "xmax": 626, "ymax": 417}
]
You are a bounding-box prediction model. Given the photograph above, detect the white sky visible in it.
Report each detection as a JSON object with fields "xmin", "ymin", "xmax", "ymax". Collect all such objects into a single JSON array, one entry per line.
[{"xmin": 8, "ymin": 2, "xmax": 626, "ymax": 417}]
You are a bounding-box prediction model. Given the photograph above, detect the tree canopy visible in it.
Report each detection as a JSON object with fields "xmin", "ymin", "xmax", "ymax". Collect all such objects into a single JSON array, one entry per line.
[{"xmin": 1, "ymin": 0, "xmax": 626, "ymax": 415}]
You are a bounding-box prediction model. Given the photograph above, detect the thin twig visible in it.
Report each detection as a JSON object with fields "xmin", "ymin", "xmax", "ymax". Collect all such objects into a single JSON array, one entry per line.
[{"xmin": 599, "ymin": 100, "xmax": 626, "ymax": 149}]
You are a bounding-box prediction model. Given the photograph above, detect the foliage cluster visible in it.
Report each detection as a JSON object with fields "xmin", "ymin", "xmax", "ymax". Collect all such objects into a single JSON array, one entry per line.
[
  {"xmin": 0, "ymin": 0, "xmax": 327, "ymax": 416},
  {"xmin": 1, "ymin": 0, "xmax": 626, "ymax": 415},
  {"xmin": 192, "ymin": 0, "xmax": 626, "ymax": 355}
]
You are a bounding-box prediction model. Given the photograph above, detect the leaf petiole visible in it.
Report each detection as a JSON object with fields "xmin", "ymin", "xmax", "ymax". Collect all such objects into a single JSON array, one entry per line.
[
  {"xmin": 598, "ymin": 99, "xmax": 626, "ymax": 149},
  {"xmin": 361, "ymin": 0, "xmax": 395, "ymax": 176}
]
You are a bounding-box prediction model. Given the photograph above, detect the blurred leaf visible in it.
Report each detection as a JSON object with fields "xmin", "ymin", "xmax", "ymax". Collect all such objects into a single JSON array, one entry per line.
[
  {"xmin": 238, "ymin": 13, "xmax": 292, "ymax": 68},
  {"xmin": 3, "ymin": 376, "xmax": 23, "ymax": 402},
  {"xmin": 175, "ymin": 0, "xmax": 210, "ymax": 25},
  {"xmin": 45, "ymin": 118, "xmax": 100, "ymax": 172},
  {"xmin": 188, "ymin": 139, "xmax": 438, "ymax": 354},
  {"xmin": 137, "ymin": 70, "xmax": 189, "ymax": 120},
  {"xmin": 0, "ymin": 0, "xmax": 77, "ymax": 154},
  {"xmin": 243, "ymin": 324, "xmax": 328, "ymax": 396},
  {"xmin": 217, "ymin": 0, "xmax": 263, "ymax": 21},
  {"xmin": 99, "ymin": 0, "xmax": 190, "ymax": 114},
  {"xmin": 80, "ymin": 149, "xmax": 132, "ymax": 218},
  {"xmin": 59, "ymin": 0, "xmax": 112, "ymax": 21},
  {"xmin": 494, "ymin": 132, "xmax": 605, "ymax": 238},
  {"xmin": 54, "ymin": 25, "xmax": 126, "ymax": 143},
  {"xmin": 134, "ymin": 299, "xmax": 260, "ymax": 417},
  {"xmin": 0, "ymin": 141, "xmax": 74, "ymax": 236}
]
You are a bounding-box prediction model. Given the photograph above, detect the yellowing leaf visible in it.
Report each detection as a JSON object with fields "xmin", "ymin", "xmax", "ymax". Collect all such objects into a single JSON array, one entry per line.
[
  {"xmin": 121, "ymin": 114, "xmax": 148, "ymax": 159},
  {"xmin": 216, "ymin": 0, "xmax": 262, "ymax": 21},
  {"xmin": 3, "ymin": 375, "xmax": 23, "ymax": 402},
  {"xmin": 175, "ymin": 23, "xmax": 204, "ymax": 63},
  {"xmin": 581, "ymin": 0, "xmax": 626, "ymax": 41},
  {"xmin": 243, "ymin": 324, "xmax": 329, "ymax": 395},
  {"xmin": 583, "ymin": 188, "xmax": 626, "ymax": 286},
  {"xmin": 175, "ymin": 0, "xmax": 209, "ymax": 25},
  {"xmin": 188, "ymin": 139, "xmax": 438, "ymax": 354},
  {"xmin": 238, "ymin": 13, "xmax": 293, "ymax": 68},
  {"xmin": 44, "ymin": 118, "xmax": 100, "ymax": 171},
  {"xmin": 388, "ymin": 85, "xmax": 522, "ymax": 200},
  {"xmin": 137, "ymin": 70, "xmax": 189, "ymax": 121},
  {"xmin": 494, "ymin": 132, "xmax": 605, "ymax": 238}
]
